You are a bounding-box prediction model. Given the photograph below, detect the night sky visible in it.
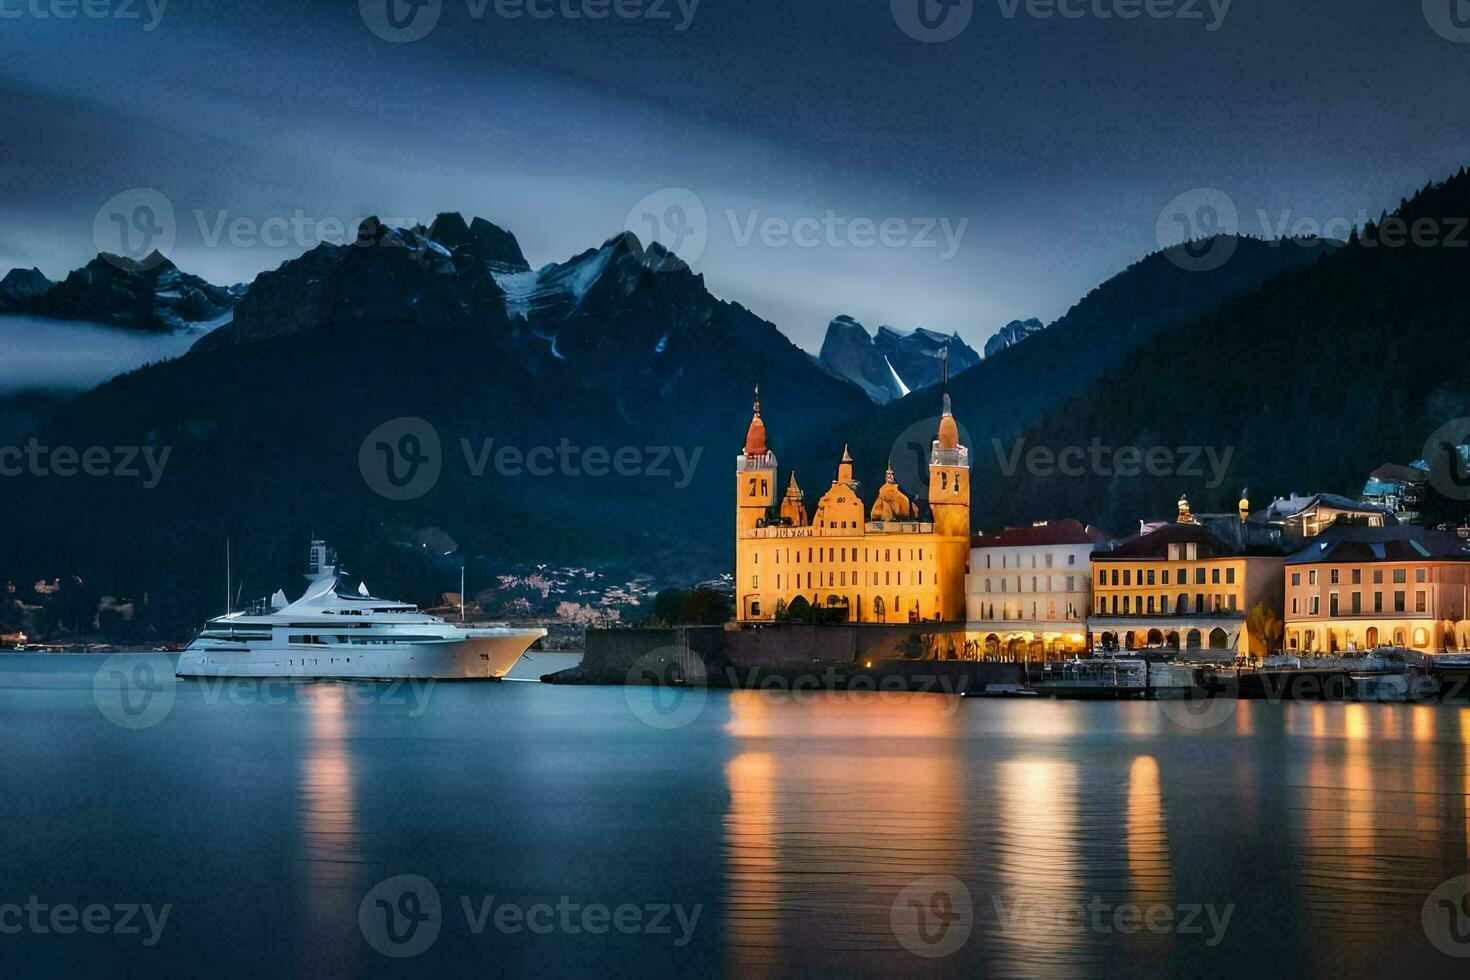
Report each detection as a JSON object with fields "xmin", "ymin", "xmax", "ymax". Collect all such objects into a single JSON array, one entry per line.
[{"xmin": 2, "ymin": 0, "xmax": 1468, "ymax": 351}]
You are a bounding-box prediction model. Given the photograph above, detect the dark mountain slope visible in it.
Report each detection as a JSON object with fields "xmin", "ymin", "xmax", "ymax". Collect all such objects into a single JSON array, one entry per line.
[{"xmin": 987, "ymin": 168, "xmax": 1470, "ymax": 532}]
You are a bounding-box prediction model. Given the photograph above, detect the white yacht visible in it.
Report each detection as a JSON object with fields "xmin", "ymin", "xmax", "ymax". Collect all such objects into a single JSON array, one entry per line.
[{"xmin": 176, "ymin": 541, "xmax": 545, "ymax": 680}]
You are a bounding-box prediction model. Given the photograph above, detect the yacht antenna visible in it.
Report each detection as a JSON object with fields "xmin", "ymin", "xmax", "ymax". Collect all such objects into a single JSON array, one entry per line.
[
  {"xmin": 225, "ymin": 538, "xmax": 231, "ymax": 615},
  {"xmin": 461, "ymin": 565, "xmax": 466, "ymax": 624}
]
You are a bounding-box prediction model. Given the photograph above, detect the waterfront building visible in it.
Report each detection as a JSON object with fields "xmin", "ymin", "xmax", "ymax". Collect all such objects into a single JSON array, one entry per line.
[
  {"xmin": 1282, "ymin": 524, "xmax": 1470, "ymax": 655},
  {"xmin": 1088, "ymin": 497, "xmax": 1284, "ymax": 655},
  {"xmin": 734, "ymin": 388, "xmax": 970, "ymax": 623},
  {"xmin": 967, "ymin": 519, "xmax": 1108, "ymax": 660}
]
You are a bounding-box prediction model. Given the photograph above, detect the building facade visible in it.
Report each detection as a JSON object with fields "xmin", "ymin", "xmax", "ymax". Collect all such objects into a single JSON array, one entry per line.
[
  {"xmin": 967, "ymin": 519, "xmax": 1107, "ymax": 660},
  {"xmin": 1088, "ymin": 512, "xmax": 1284, "ymax": 656},
  {"xmin": 1283, "ymin": 525, "xmax": 1470, "ymax": 655},
  {"xmin": 734, "ymin": 389, "xmax": 970, "ymax": 623}
]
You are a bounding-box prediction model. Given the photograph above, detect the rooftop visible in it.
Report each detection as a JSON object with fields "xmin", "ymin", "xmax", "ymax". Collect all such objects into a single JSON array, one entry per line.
[
  {"xmin": 971, "ymin": 519, "xmax": 1110, "ymax": 549},
  {"xmin": 1285, "ymin": 524, "xmax": 1470, "ymax": 565}
]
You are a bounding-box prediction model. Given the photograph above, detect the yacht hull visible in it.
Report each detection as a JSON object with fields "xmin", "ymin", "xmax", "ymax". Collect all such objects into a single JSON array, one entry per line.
[{"xmin": 175, "ymin": 629, "xmax": 546, "ymax": 680}]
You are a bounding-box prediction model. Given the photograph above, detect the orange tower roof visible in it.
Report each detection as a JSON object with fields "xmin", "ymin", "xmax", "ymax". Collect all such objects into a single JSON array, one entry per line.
[
  {"xmin": 937, "ymin": 392, "xmax": 959, "ymax": 450},
  {"xmin": 744, "ymin": 384, "xmax": 767, "ymax": 456}
]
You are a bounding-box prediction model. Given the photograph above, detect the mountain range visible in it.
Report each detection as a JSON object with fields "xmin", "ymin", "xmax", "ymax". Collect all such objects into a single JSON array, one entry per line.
[
  {"xmin": 816, "ymin": 316, "xmax": 979, "ymax": 403},
  {"xmin": 4, "ymin": 165, "xmax": 1469, "ymax": 640},
  {"xmin": 1, "ymin": 253, "xmax": 240, "ymax": 332}
]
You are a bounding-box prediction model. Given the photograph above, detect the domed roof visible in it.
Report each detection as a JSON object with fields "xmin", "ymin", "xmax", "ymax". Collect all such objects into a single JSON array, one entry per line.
[{"xmin": 870, "ymin": 460, "xmax": 915, "ymax": 521}]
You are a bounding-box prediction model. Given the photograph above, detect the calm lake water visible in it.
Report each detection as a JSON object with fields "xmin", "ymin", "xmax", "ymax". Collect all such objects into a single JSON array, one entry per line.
[{"xmin": 3, "ymin": 652, "xmax": 1470, "ymax": 978}]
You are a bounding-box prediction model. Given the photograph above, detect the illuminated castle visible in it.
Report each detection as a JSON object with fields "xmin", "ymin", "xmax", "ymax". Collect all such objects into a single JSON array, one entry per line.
[{"xmin": 734, "ymin": 386, "xmax": 970, "ymax": 623}]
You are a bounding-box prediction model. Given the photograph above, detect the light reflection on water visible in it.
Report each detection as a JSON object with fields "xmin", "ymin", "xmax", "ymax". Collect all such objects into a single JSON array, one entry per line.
[{"xmin": 3, "ymin": 655, "xmax": 1470, "ymax": 978}]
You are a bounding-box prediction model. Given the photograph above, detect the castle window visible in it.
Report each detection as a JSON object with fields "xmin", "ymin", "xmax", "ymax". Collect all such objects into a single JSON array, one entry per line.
[
  {"xmin": 751, "ymin": 601, "xmax": 760, "ymax": 617},
  {"xmin": 919, "ymin": 549, "xmax": 924, "ymax": 560},
  {"xmin": 1226, "ymin": 568, "xmax": 1235, "ymax": 584},
  {"xmin": 942, "ymin": 472, "xmax": 948, "ymax": 490},
  {"xmin": 752, "ymin": 575, "xmax": 759, "ymax": 588}
]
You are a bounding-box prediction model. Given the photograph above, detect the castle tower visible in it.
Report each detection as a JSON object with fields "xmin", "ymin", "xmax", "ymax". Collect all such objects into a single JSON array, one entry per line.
[
  {"xmin": 736, "ymin": 385, "xmax": 776, "ymax": 533},
  {"xmin": 928, "ymin": 391, "xmax": 970, "ymax": 622},
  {"xmin": 780, "ymin": 472, "xmax": 808, "ymax": 527},
  {"xmin": 927, "ymin": 393, "xmax": 970, "ymax": 538}
]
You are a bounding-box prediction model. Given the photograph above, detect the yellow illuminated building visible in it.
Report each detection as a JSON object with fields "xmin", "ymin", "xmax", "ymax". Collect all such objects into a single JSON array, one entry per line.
[
  {"xmin": 734, "ymin": 387, "xmax": 970, "ymax": 623},
  {"xmin": 1283, "ymin": 524, "xmax": 1470, "ymax": 655},
  {"xmin": 1089, "ymin": 499, "xmax": 1284, "ymax": 655}
]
